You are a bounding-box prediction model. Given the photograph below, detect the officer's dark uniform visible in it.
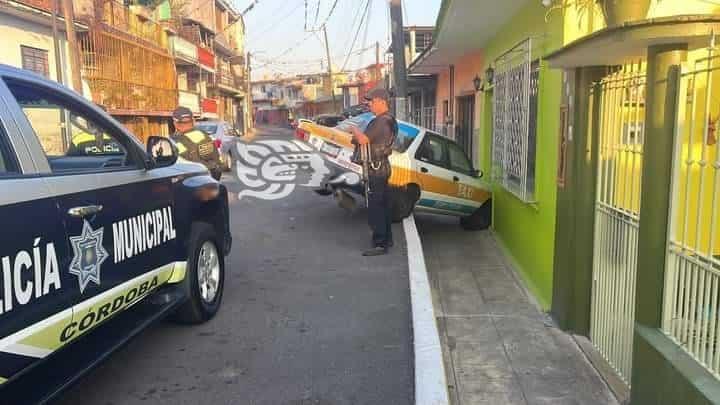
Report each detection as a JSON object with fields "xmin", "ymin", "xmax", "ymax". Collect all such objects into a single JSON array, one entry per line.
[
  {"xmin": 170, "ymin": 107, "xmax": 222, "ymax": 180},
  {"xmin": 362, "ymin": 109, "xmax": 398, "ymax": 253}
]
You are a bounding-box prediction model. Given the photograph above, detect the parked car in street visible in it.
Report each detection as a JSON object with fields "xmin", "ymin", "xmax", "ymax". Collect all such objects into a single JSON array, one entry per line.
[
  {"xmin": 0, "ymin": 64, "xmax": 232, "ymax": 403},
  {"xmin": 313, "ymin": 114, "xmax": 345, "ymax": 128},
  {"xmin": 342, "ymin": 103, "xmax": 370, "ymax": 118},
  {"xmin": 300, "ymin": 112, "xmax": 492, "ymax": 229},
  {"xmin": 195, "ymin": 120, "xmax": 241, "ymax": 171}
]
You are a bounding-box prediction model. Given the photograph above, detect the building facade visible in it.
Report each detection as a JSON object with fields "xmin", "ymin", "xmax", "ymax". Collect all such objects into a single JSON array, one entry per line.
[{"xmin": 410, "ymin": 0, "xmax": 720, "ymax": 403}]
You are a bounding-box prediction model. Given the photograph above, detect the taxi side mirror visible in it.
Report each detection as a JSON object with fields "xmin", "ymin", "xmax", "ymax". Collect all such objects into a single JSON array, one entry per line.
[{"xmin": 146, "ymin": 136, "xmax": 178, "ymax": 168}]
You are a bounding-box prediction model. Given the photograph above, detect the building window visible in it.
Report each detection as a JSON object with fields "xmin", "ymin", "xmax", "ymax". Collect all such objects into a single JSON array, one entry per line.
[
  {"xmin": 21, "ymin": 46, "xmax": 49, "ymax": 78},
  {"xmin": 415, "ymin": 32, "xmax": 432, "ymax": 54},
  {"xmin": 491, "ymin": 38, "xmax": 538, "ymax": 203}
]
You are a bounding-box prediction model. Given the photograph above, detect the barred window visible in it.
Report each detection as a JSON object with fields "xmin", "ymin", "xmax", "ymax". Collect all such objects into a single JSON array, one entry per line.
[
  {"xmin": 415, "ymin": 32, "xmax": 432, "ymax": 54},
  {"xmin": 21, "ymin": 46, "xmax": 49, "ymax": 78},
  {"xmin": 491, "ymin": 38, "xmax": 538, "ymax": 202}
]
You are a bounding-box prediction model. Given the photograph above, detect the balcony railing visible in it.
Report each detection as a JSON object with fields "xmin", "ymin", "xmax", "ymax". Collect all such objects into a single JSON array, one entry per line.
[
  {"xmin": 170, "ymin": 36, "xmax": 198, "ymax": 63},
  {"xmin": 178, "ymin": 90, "xmax": 200, "ymax": 114},
  {"xmin": 79, "ymin": 30, "xmax": 177, "ymax": 113},
  {"xmin": 99, "ymin": 0, "xmax": 169, "ymax": 50}
]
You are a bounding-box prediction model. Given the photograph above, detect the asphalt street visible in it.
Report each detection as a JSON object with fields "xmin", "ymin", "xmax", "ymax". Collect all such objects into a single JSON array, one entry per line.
[{"xmin": 56, "ymin": 126, "xmax": 413, "ymax": 405}]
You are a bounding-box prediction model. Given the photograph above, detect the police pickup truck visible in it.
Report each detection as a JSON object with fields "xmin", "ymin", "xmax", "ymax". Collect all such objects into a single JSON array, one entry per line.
[{"xmin": 0, "ymin": 65, "xmax": 232, "ymax": 404}]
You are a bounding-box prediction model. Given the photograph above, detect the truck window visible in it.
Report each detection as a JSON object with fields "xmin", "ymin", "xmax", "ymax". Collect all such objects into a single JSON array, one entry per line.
[
  {"xmin": 0, "ymin": 126, "xmax": 17, "ymax": 175},
  {"xmin": 6, "ymin": 81, "xmax": 139, "ymax": 174}
]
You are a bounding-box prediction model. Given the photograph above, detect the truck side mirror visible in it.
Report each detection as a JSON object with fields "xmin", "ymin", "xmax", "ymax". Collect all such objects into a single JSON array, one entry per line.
[{"xmin": 146, "ymin": 136, "xmax": 178, "ymax": 168}]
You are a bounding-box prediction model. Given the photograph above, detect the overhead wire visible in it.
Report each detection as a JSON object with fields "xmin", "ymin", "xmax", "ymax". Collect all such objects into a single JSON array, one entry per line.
[
  {"xmin": 356, "ymin": 0, "xmax": 373, "ymax": 69},
  {"xmin": 247, "ymin": 1, "xmax": 304, "ymax": 42},
  {"xmin": 341, "ymin": 0, "xmax": 371, "ymax": 71},
  {"xmin": 313, "ymin": 0, "xmax": 321, "ymax": 28}
]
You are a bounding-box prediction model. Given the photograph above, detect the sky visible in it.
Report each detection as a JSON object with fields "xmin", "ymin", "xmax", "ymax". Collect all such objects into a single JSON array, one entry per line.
[{"xmin": 238, "ymin": 0, "xmax": 442, "ymax": 80}]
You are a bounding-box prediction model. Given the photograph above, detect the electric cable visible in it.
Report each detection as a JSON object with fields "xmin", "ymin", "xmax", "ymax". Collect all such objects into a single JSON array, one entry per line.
[{"xmin": 341, "ymin": 0, "xmax": 371, "ymax": 71}]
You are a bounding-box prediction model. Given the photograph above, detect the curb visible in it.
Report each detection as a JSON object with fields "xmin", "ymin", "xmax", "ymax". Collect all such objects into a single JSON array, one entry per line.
[{"xmin": 403, "ymin": 214, "xmax": 450, "ymax": 405}]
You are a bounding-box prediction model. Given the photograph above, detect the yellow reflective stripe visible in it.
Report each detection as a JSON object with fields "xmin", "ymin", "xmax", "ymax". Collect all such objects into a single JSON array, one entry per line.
[
  {"xmin": 176, "ymin": 143, "xmax": 188, "ymax": 154},
  {"xmin": 167, "ymin": 261, "xmax": 187, "ymax": 284},
  {"xmin": 185, "ymin": 130, "xmax": 206, "ymax": 144},
  {"xmin": 15, "ymin": 311, "xmax": 73, "ymax": 353},
  {"xmin": 15, "ymin": 265, "xmax": 174, "ymax": 352}
]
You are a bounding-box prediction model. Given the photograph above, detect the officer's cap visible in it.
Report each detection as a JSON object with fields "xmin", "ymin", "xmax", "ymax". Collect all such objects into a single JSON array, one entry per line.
[{"xmin": 172, "ymin": 106, "xmax": 194, "ymax": 123}]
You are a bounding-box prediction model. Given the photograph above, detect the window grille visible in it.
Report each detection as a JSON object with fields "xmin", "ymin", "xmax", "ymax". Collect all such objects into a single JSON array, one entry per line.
[
  {"xmin": 21, "ymin": 46, "xmax": 49, "ymax": 78},
  {"xmin": 491, "ymin": 38, "xmax": 537, "ymax": 202}
]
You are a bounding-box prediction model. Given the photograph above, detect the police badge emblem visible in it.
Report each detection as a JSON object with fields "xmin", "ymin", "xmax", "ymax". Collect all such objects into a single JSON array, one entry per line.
[{"xmin": 69, "ymin": 220, "xmax": 109, "ymax": 293}]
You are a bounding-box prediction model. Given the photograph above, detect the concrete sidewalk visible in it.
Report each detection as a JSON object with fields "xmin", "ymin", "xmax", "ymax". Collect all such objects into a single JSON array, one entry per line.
[{"xmin": 415, "ymin": 214, "xmax": 619, "ymax": 405}]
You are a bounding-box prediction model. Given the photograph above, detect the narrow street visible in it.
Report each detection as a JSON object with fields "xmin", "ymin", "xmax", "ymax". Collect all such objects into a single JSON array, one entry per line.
[{"xmin": 57, "ymin": 127, "xmax": 414, "ymax": 405}]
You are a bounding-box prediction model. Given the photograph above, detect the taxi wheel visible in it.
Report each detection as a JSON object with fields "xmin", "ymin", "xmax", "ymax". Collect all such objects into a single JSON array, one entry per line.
[
  {"xmin": 211, "ymin": 168, "xmax": 223, "ymax": 181},
  {"xmin": 391, "ymin": 185, "xmax": 420, "ymax": 223},
  {"xmin": 172, "ymin": 222, "xmax": 225, "ymax": 324},
  {"xmin": 460, "ymin": 199, "xmax": 492, "ymax": 231}
]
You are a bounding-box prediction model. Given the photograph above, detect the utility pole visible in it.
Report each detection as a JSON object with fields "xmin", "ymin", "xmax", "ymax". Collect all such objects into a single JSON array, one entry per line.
[
  {"xmin": 389, "ymin": 0, "xmax": 408, "ymax": 120},
  {"xmin": 61, "ymin": 0, "xmax": 82, "ymax": 93},
  {"xmin": 322, "ymin": 25, "xmax": 338, "ymax": 114},
  {"xmin": 51, "ymin": 0, "xmax": 63, "ymax": 85},
  {"xmin": 246, "ymin": 51, "xmax": 253, "ymax": 132},
  {"xmin": 51, "ymin": 0, "xmax": 69, "ymax": 151}
]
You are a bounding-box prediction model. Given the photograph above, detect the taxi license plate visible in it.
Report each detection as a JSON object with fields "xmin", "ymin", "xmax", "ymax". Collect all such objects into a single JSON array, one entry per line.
[{"xmin": 320, "ymin": 142, "xmax": 341, "ymax": 157}]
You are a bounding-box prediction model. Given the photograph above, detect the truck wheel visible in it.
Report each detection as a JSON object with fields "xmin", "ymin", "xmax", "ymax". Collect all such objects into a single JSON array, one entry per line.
[
  {"xmin": 460, "ymin": 199, "xmax": 492, "ymax": 231},
  {"xmin": 172, "ymin": 222, "xmax": 225, "ymax": 324},
  {"xmin": 391, "ymin": 184, "xmax": 420, "ymax": 223}
]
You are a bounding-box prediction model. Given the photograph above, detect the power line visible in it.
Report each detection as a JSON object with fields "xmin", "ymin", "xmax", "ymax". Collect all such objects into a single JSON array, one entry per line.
[
  {"xmin": 317, "ymin": 0, "xmax": 340, "ymax": 28},
  {"xmin": 247, "ymin": 1, "xmax": 304, "ymax": 41},
  {"xmin": 341, "ymin": 0, "xmax": 371, "ymax": 71},
  {"xmin": 340, "ymin": 0, "xmax": 366, "ymax": 51},
  {"xmin": 313, "ymin": 0, "xmax": 321, "ymax": 28},
  {"xmin": 357, "ymin": 0, "xmax": 373, "ymax": 69}
]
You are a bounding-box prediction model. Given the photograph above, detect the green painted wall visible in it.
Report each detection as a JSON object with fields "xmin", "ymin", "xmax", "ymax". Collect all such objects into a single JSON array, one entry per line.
[{"xmin": 478, "ymin": 1, "xmax": 564, "ymax": 309}]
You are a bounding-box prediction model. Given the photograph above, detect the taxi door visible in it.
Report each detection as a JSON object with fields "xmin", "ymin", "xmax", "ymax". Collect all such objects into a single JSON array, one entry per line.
[
  {"xmin": 445, "ymin": 140, "xmax": 485, "ymax": 214},
  {"xmin": 413, "ymin": 132, "xmax": 466, "ymax": 215},
  {"xmin": 0, "ymin": 80, "xmax": 75, "ymax": 384}
]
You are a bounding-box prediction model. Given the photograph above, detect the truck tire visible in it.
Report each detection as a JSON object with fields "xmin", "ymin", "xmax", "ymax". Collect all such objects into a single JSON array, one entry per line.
[
  {"xmin": 460, "ymin": 199, "xmax": 492, "ymax": 231},
  {"xmin": 391, "ymin": 184, "xmax": 420, "ymax": 223},
  {"xmin": 172, "ymin": 222, "xmax": 225, "ymax": 324}
]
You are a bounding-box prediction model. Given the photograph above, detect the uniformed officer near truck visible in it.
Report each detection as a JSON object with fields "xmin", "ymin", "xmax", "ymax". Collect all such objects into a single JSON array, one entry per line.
[
  {"xmin": 347, "ymin": 88, "xmax": 398, "ymax": 256},
  {"xmin": 171, "ymin": 106, "xmax": 223, "ymax": 180}
]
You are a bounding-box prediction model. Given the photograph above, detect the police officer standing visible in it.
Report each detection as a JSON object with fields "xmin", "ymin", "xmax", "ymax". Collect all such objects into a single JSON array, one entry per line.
[
  {"xmin": 348, "ymin": 89, "xmax": 398, "ymax": 256},
  {"xmin": 171, "ymin": 106, "xmax": 222, "ymax": 180}
]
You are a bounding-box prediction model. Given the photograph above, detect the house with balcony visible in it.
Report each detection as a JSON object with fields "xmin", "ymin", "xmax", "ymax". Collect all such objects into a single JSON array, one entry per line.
[{"xmin": 157, "ymin": 0, "xmax": 248, "ymax": 133}]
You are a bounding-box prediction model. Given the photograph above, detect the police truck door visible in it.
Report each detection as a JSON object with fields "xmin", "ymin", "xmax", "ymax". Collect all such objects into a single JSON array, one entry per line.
[
  {"xmin": 3, "ymin": 79, "xmax": 175, "ymax": 343},
  {"xmin": 0, "ymin": 80, "xmax": 73, "ymax": 384}
]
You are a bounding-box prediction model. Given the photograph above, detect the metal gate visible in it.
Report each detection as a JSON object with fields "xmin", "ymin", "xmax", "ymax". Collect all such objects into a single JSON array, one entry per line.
[
  {"xmin": 589, "ymin": 62, "xmax": 646, "ymax": 385},
  {"xmin": 662, "ymin": 39, "xmax": 720, "ymax": 379}
]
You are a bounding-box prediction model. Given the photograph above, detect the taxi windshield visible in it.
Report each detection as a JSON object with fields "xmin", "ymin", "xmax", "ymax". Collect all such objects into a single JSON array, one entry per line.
[{"xmin": 336, "ymin": 113, "xmax": 420, "ymax": 153}]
